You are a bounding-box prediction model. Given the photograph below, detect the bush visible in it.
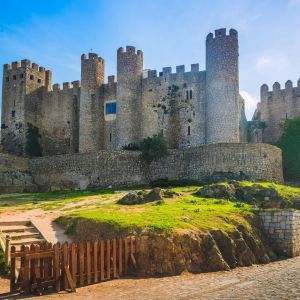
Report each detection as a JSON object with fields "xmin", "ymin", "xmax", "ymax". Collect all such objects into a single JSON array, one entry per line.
[
  {"xmin": 25, "ymin": 123, "xmax": 42, "ymax": 157},
  {"xmin": 277, "ymin": 118, "xmax": 300, "ymax": 181},
  {"xmin": 122, "ymin": 143, "xmax": 141, "ymax": 151},
  {"xmin": 140, "ymin": 131, "xmax": 169, "ymax": 164}
]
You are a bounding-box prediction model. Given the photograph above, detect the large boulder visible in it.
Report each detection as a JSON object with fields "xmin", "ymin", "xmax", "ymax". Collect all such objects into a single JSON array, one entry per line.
[
  {"xmin": 197, "ymin": 183, "xmax": 236, "ymax": 199},
  {"xmin": 117, "ymin": 193, "xmax": 143, "ymax": 205}
]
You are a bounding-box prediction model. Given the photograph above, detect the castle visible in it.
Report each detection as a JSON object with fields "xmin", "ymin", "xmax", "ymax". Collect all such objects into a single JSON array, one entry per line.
[
  {"xmin": 0, "ymin": 28, "xmax": 285, "ymax": 192},
  {"xmin": 1, "ymin": 28, "xmax": 248, "ymax": 156},
  {"xmin": 250, "ymin": 80, "xmax": 300, "ymax": 144}
]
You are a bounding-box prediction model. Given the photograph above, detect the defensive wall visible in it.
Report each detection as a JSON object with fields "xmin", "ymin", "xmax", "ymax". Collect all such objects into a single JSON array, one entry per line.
[{"xmin": 0, "ymin": 143, "xmax": 282, "ymax": 193}]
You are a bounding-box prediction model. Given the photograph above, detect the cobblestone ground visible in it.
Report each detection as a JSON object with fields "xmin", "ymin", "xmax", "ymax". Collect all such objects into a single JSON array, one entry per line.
[{"xmin": 1, "ymin": 257, "xmax": 300, "ymax": 299}]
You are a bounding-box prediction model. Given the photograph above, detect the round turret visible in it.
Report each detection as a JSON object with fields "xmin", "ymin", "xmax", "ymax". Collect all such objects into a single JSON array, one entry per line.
[
  {"xmin": 79, "ymin": 53, "xmax": 105, "ymax": 153},
  {"xmin": 116, "ymin": 46, "xmax": 143, "ymax": 149},
  {"xmin": 205, "ymin": 28, "xmax": 240, "ymax": 144}
]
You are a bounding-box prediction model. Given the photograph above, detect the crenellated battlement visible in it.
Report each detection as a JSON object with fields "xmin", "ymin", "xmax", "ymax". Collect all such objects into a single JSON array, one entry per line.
[
  {"xmin": 145, "ymin": 63, "xmax": 202, "ymax": 79},
  {"xmin": 81, "ymin": 53, "xmax": 104, "ymax": 64},
  {"xmin": 117, "ymin": 46, "xmax": 143, "ymax": 58},
  {"xmin": 3, "ymin": 59, "xmax": 51, "ymax": 75},
  {"xmin": 206, "ymin": 28, "xmax": 238, "ymax": 41},
  {"xmin": 260, "ymin": 78, "xmax": 300, "ymax": 100},
  {"xmin": 51, "ymin": 81, "xmax": 81, "ymax": 92}
]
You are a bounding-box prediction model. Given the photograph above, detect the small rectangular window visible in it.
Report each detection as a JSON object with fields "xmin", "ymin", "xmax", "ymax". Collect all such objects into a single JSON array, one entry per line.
[
  {"xmin": 190, "ymin": 90, "xmax": 193, "ymax": 99},
  {"xmin": 37, "ymin": 78, "xmax": 41, "ymax": 83},
  {"xmin": 109, "ymin": 133, "xmax": 112, "ymax": 142},
  {"xmin": 186, "ymin": 91, "xmax": 189, "ymax": 100},
  {"xmin": 188, "ymin": 126, "xmax": 191, "ymax": 136},
  {"xmin": 6, "ymin": 77, "xmax": 9, "ymax": 82},
  {"xmin": 105, "ymin": 102, "xmax": 117, "ymax": 115},
  {"xmin": 30, "ymin": 75, "xmax": 34, "ymax": 80},
  {"xmin": 12, "ymin": 111, "xmax": 16, "ymax": 118},
  {"xmin": 13, "ymin": 75, "xmax": 17, "ymax": 80},
  {"xmin": 20, "ymin": 74, "xmax": 24, "ymax": 79}
]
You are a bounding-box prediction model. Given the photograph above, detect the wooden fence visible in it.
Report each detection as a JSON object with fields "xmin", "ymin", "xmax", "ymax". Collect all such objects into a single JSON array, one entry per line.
[{"xmin": 10, "ymin": 237, "xmax": 139, "ymax": 295}]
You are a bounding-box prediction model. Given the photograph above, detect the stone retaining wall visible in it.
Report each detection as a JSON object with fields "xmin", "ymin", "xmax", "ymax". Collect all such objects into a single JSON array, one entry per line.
[
  {"xmin": 0, "ymin": 153, "xmax": 37, "ymax": 193},
  {"xmin": 28, "ymin": 143, "xmax": 283, "ymax": 191},
  {"xmin": 259, "ymin": 210, "xmax": 300, "ymax": 257},
  {"xmin": 0, "ymin": 143, "xmax": 283, "ymax": 193}
]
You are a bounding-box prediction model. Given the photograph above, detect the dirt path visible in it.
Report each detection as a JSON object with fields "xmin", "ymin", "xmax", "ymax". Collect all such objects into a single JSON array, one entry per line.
[{"xmin": 1, "ymin": 256, "xmax": 300, "ymax": 299}]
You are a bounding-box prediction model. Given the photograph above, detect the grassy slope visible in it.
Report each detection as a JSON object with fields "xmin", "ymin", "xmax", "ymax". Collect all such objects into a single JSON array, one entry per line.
[
  {"xmin": 1, "ymin": 182, "xmax": 300, "ymax": 234},
  {"xmin": 58, "ymin": 183, "xmax": 300, "ymax": 234}
]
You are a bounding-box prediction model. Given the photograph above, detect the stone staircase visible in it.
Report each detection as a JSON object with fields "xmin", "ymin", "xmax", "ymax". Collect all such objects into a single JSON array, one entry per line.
[{"xmin": 0, "ymin": 221, "xmax": 48, "ymax": 252}]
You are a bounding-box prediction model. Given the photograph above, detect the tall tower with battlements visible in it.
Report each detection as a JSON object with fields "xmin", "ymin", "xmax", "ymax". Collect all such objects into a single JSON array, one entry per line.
[
  {"xmin": 1, "ymin": 60, "xmax": 52, "ymax": 155},
  {"xmin": 205, "ymin": 28, "xmax": 240, "ymax": 144},
  {"xmin": 79, "ymin": 53, "xmax": 105, "ymax": 153},
  {"xmin": 116, "ymin": 46, "xmax": 143, "ymax": 149}
]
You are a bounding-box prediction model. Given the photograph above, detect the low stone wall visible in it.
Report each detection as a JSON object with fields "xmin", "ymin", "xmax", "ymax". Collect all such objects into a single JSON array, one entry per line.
[
  {"xmin": 28, "ymin": 143, "xmax": 283, "ymax": 191},
  {"xmin": 0, "ymin": 153, "xmax": 37, "ymax": 193},
  {"xmin": 259, "ymin": 210, "xmax": 300, "ymax": 257}
]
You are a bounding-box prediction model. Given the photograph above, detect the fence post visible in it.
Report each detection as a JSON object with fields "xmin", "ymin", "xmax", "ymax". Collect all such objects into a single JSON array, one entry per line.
[
  {"xmin": 5, "ymin": 235, "xmax": 11, "ymax": 265},
  {"xmin": 10, "ymin": 246, "xmax": 16, "ymax": 293}
]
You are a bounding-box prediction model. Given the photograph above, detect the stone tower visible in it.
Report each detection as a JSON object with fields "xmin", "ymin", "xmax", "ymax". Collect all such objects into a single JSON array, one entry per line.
[
  {"xmin": 205, "ymin": 28, "xmax": 240, "ymax": 144},
  {"xmin": 79, "ymin": 53, "xmax": 104, "ymax": 153},
  {"xmin": 116, "ymin": 46, "xmax": 143, "ymax": 149},
  {"xmin": 1, "ymin": 60, "xmax": 51, "ymax": 155}
]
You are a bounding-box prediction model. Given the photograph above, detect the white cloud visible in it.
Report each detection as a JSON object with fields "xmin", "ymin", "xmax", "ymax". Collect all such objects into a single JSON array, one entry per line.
[
  {"xmin": 240, "ymin": 90, "xmax": 259, "ymax": 120},
  {"xmin": 255, "ymin": 56, "xmax": 272, "ymax": 70}
]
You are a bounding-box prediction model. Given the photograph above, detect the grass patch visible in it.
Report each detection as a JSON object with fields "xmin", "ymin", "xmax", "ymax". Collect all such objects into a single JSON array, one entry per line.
[{"xmin": 58, "ymin": 186, "xmax": 254, "ymax": 234}]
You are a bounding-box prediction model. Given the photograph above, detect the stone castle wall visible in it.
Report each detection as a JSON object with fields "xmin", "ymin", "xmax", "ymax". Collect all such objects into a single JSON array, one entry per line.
[
  {"xmin": 1, "ymin": 28, "xmax": 247, "ymax": 156},
  {"xmin": 27, "ymin": 143, "xmax": 283, "ymax": 192},
  {"xmin": 0, "ymin": 153, "xmax": 36, "ymax": 193},
  {"xmin": 252, "ymin": 80, "xmax": 300, "ymax": 144},
  {"xmin": 259, "ymin": 210, "xmax": 300, "ymax": 257}
]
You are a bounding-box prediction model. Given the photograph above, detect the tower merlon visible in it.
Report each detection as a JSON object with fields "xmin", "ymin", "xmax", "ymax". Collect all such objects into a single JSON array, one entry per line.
[
  {"xmin": 12, "ymin": 61, "xmax": 20, "ymax": 70},
  {"xmin": 108, "ymin": 75, "xmax": 115, "ymax": 84},
  {"xmin": 3, "ymin": 64, "xmax": 11, "ymax": 71},
  {"xmin": 21, "ymin": 59, "xmax": 31, "ymax": 68},
  {"xmin": 32, "ymin": 63, "xmax": 39, "ymax": 71},
  {"xmin": 285, "ymin": 80, "xmax": 293, "ymax": 89},
  {"xmin": 147, "ymin": 70, "xmax": 157, "ymax": 78},
  {"xmin": 63, "ymin": 82, "xmax": 71, "ymax": 90},
  {"xmin": 53, "ymin": 83, "xmax": 61, "ymax": 91},
  {"xmin": 162, "ymin": 67, "xmax": 172, "ymax": 75},
  {"xmin": 72, "ymin": 80, "xmax": 81, "ymax": 89},
  {"xmin": 273, "ymin": 82, "xmax": 281, "ymax": 91},
  {"xmin": 176, "ymin": 65, "xmax": 185, "ymax": 73},
  {"xmin": 191, "ymin": 63, "xmax": 199, "ymax": 72}
]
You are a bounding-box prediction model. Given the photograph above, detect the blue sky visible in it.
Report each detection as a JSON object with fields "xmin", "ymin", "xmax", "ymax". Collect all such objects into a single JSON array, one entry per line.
[{"xmin": 1, "ymin": 0, "xmax": 300, "ymax": 120}]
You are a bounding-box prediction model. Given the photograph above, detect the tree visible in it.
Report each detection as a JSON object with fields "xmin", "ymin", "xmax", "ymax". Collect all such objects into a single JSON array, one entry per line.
[
  {"xmin": 140, "ymin": 130, "xmax": 170, "ymax": 164},
  {"xmin": 276, "ymin": 118, "xmax": 300, "ymax": 181},
  {"xmin": 25, "ymin": 123, "xmax": 42, "ymax": 157}
]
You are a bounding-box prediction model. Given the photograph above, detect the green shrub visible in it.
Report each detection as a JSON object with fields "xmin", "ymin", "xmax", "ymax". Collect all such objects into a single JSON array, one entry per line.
[
  {"xmin": 277, "ymin": 118, "xmax": 300, "ymax": 181},
  {"xmin": 122, "ymin": 143, "xmax": 141, "ymax": 151},
  {"xmin": 140, "ymin": 131, "xmax": 169, "ymax": 164}
]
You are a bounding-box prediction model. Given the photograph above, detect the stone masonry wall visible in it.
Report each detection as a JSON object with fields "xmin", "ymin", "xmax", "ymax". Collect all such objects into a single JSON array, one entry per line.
[
  {"xmin": 27, "ymin": 143, "xmax": 283, "ymax": 192},
  {"xmin": 252, "ymin": 80, "xmax": 300, "ymax": 144},
  {"xmin": 259, "ymin": 210, "xmax": 300, "ymax": 257},
  {"xmin": 0, "ymin": 153, "xmax": 36, "ymax": 193}
]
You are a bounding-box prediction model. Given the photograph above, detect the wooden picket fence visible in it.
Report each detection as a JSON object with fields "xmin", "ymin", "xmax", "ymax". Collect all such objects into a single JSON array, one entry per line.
[{"xmin": 10, "ymin": 237, "xmax": 139, "ymax": 295}]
